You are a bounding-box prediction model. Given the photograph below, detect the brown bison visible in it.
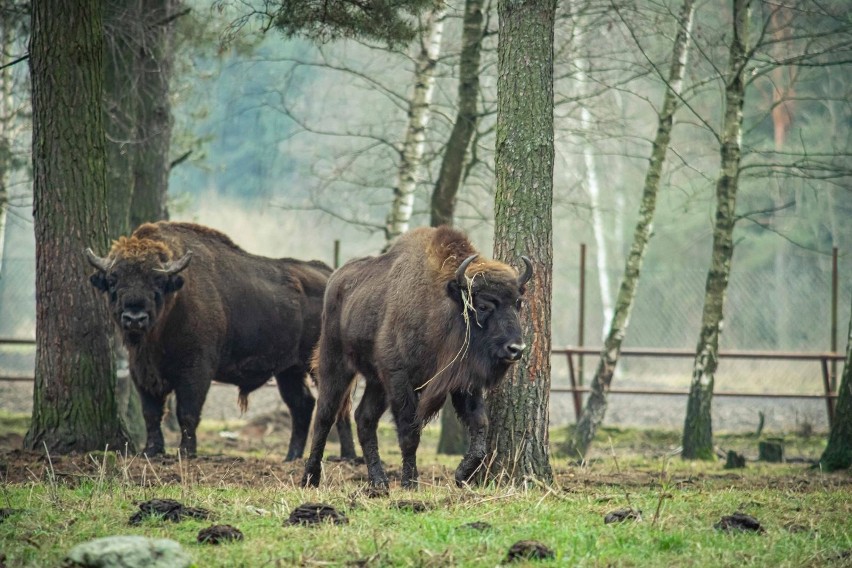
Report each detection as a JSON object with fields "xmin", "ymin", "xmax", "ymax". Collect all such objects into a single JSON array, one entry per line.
[
  {"xmin": 302, "ymin": 226, "xmax": 531, "ymax": 489},
  {"xmin": 85, "ymin": 221, "xmax": 355, "ymax": 460}
]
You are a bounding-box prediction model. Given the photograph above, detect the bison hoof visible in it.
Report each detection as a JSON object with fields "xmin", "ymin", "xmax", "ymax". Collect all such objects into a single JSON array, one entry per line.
[
  {"xmin": 142, "ymin": 447, "xmax": 165, "ymax": 457},
  {"xmin": 301, "ymin": 472, "xmax": 321, "ymax": 488}
]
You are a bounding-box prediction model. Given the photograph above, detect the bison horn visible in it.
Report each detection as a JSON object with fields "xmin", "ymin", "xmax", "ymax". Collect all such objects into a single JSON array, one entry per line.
[
  {"xmin": 84, "ymin": 248, "xmax": 111, "ymax": 272},
  {"xmin": 455, "ymin": 254, "xmax": 479, "ymax": 287},
  {"xmin": 518, "ymin": 256, "xmax": 533, "ymax": 287},
  {"xmin": 160, "ymin": 251, "xmax": 193, "ymax": 275}
]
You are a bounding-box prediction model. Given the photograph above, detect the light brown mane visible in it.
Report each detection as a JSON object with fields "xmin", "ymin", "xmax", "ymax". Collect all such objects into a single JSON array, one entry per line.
[
  {"xmin": 109, "ymin": 235, "xmax": 171, "ymax": 263},
  {"xmin": 426, "ymin": 226, "xmax": 517, "ymax": 283}
]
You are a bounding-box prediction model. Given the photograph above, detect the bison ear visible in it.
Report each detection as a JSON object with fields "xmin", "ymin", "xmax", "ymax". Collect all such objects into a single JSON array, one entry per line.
[
  {"xmin": 165, "ymin": 275, "xmax": 185, "ymax": 294},
  {"xmin": 447, "ymin": 280, "xmax": 462, "ymax": 305},
  {"xmin": 90, "ymin": 272, "xmax": 108, "ymax": 292}
]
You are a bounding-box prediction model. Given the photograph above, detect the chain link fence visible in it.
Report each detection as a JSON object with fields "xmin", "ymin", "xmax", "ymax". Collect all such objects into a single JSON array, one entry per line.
[{"xmin": 1, "ymin": 236, "xmax": 848, "ymax": 433}]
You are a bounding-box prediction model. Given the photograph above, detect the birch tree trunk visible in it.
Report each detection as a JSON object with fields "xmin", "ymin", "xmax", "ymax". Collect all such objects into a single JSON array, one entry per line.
[
  {"xmin": 565, "ymin": 0, "xmax": 697, "ymax": 460},
  {"xmin": 486, "ymin": 0, "xmax": 556, "ymax": 486},
  {"xmin": 820, "ymin": 294, "xmax": 852, "ymax": 471},
  {"xmin": 384, "ymin": 6, "xmax": 445, "ymax": 246},
  {"xmin": 26, "ymin": 0, "xmax": 131, "ymax": 453},
  {"xmin": 682, "ymin": 0, "xmax": 751, "ymax": 460},
  {"xmin": 434, "ymin": 0, "xmax": 485, "ymax": 456},
  {"xmin": 567, "ymin": 0, "xmax": 695, "ymax": 459}
]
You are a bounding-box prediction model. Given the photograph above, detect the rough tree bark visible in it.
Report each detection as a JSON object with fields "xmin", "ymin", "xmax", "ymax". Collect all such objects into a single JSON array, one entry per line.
[
  {"xmin": 25, "ymin": 0, "xmax": 132, "ymax": 453},
  {"xmin": 434, "ymin": 0, "xmax": 485, "ymax": 456},
  {"xmin": 682, "ymin": 0, "xmax": 751, "ymax": 460},
  {"xmin": 486, "ymin": 0, "xmax": 556, "ymax": 485},
  {"xmin": 385, "ymin": 5, "xmax": 445, "ymax": 247},
  {"xmin": 565, "ymin": 0, "xmax": 697, "ymax": 460},
  {"xmin": 820, "ymin": 294, "xmax": 852, "ymax": 471}
]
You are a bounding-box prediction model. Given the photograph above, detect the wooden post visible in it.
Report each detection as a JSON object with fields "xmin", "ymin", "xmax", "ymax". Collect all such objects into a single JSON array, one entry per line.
[
  {"xmin": 333, "ymin": 239, "xmax": 340, "ymax": 269},
  {"xmin": 578, "ymin": 243, "xmax": 586, "ymax": 386}
]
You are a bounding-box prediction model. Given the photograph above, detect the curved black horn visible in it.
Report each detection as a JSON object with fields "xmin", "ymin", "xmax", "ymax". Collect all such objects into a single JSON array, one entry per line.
[
  {"xmin": 84, "ymin": 248, "xmax": 111, "ymax": 272},
  {"xmin": 160, "ymin": 251, "xmax": 193, "ymax": 275},
  {"xmin": 518, "ymin": 256, "xmax": 533, "ymax": 287},
  {"xmin": 455, "ymin": 254, "xmax": 479, "ymax": 286}
]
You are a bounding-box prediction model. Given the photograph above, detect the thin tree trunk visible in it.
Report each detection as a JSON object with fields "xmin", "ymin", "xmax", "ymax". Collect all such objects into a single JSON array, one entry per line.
[
  {"xmin": 434, "ymin": 0, "xmax": 485, "ymax": 456},
  {"xmin": 130, "ymin": 0, "xmax": 177, "ymax": 228},
  {"xmin": 385, "ymin": 6, "xmax": 445, "ymax": 246},
  {"xmin": 682, "ymin": 0, "xmax": 751, "ymax": 461},
  {"xmin": 486, "ymin": 0, "xmax": 556, "ymax": 486},
  {"xmin": 430, "ymin": 0, "xmax": 483, "ymax": 228},
  {"xmin": 820, "ymin": 294, "xmax": 852, "ymax": 471},
  {"xmin": 26, "ymin": 0, "xmax": 131, "ymax": 453},
  {"xmin": 565, "ymin": 0, "xmax": 697, "ymax": 460},
  {"xmin": 0, "ymin": 14, "xmax": 17, "ymax": 277}
]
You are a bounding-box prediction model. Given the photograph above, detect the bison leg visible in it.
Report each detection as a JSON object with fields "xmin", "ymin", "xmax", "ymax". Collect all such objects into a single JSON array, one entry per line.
[
  {"xmin": 355, "ymin": 378, "xmax": 389, "ymax": 489},
  {"xmin": 138, "ymin": 389, "xmax": 167, "ymax": 456},
  {"xmin": 389, "ymin": 380, "xmax": 421, "ymax": 489},
  {"xmin": 301, "ymin": 369, "xmax": 356, "ymax": 488},
  {"xmin": 173, "ymin": 378, "xmax": 210, "ymax": 458},
  {"xmin": 274, "ymin": 367, "xmax": 316, "ymax": 461},
  {"xmin": 451, "ymin": 389, "xmax": 489, "ymax": 486}
]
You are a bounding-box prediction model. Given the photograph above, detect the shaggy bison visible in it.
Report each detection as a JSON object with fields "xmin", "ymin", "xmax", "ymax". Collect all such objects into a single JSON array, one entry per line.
[
  {"xmin": 85, "ymin": 221, "xmax": 355, "ymax": 459},
  {"xmin": 302, "ymin": 226, "xmax": 531, "ymax": 489}
]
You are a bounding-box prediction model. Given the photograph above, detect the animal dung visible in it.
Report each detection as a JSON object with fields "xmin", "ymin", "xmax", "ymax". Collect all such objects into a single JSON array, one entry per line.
[
  {"xmin": 392, "ymin": 500, "xmax": 429, "ymax": 512},
  {"xmin": 604, "ymin": 507, "xmax": 642, "ymax": 524},
  {"xmin": 459, "ymin": 521, "xmax": 492, "ymax": 531},
  {"xmin": 714, "ymin": 512, "xmax": 765, "ymax": 533},
  {"xmin": 285, "ymin": 502, "xmax": 348, "ymax": 526},
  {"xmin": 128, "ymin": 498, "xmax": 212, "ymax": 525},
  {"xmin": 197, "ymin": 524, "xmax": 244, "ymax": 544},
  {"xmin": 504, "ymin": 540, "xmax": 555, "ymax": 562}
]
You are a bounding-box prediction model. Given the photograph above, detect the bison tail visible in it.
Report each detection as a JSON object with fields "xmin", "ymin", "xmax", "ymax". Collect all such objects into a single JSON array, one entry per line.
[
  {"xmin": 238, "ymin": 390, "xmax": 249, "ymax": 415},
  {"xmin": 337, "ymin": 381, "xmax": 354, "ymax": 421}
]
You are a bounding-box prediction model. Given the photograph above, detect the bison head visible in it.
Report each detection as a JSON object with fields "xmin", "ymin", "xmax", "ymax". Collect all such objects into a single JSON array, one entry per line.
[
  {"xmin": 447, "ymin": 254, "xmax": 533, "ymax": 368},
  {"xmin": 85, "ymin": 241, "xmax": 192, "ymax": 345}
]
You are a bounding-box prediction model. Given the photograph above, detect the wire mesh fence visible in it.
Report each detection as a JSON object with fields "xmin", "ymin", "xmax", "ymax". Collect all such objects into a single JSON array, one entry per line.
[{"xmin": 1, "ymin": 245, "xmax": 848, "ymax": 433}]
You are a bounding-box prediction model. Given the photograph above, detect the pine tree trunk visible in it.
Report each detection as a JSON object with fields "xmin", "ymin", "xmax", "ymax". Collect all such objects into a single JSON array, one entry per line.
[
  {"xmin": 820, "ymin": 295, "xmax": 852, "ymax": 471},
  {"xmin": 130, "ymin": 0, "xmax": 177, "ymax": 228},
  {"xmin": 486, "ymin": 0, "xmax": 556, "ymax": 485},
  {"xmin": 682, "ymin": 0, "xmax": 750, "ymax": 461},
  {"xmin": 25, "ymin": 0, "xmax": 131, "ymax": 453},
  {"xmin": 434, "ymin": 0, "xmax": 485, "ymax": 456},
  {"xmin": 384, "ymin": 6, "xmax": 445, "ymax": 246},
  {"xmin": 565, "ymin": 0, "xmax": 696, "ymax": 460}
]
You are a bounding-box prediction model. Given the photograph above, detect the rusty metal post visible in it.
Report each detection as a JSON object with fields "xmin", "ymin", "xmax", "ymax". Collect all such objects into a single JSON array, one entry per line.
[
  {"xmin": 566, "ymin": 350, "xmax": 582, "ymax": 422},
  {"xmin": 821, "ymin": 357, "xmax": 835, "ymax": 428},
  {"xmin": 578, "ymin": 243, "xmax": 586, "ymax": 387},
  {"xmin": 830, "ymin": 246, "xmax": 838, "ymax": 392},
  {"xmin": 333, "ymin": 239, "xmax": 341, "ymax": 269}
]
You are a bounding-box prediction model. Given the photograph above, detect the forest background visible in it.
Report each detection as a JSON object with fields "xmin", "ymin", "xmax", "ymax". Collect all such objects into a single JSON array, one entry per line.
[{"xmin": 0, "ymin": 0, "xmax": 849, "ymax": 433}]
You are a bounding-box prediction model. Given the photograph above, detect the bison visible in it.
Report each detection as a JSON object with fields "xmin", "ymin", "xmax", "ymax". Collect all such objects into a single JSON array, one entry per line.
[
  {"xmin": 302, "ymin": 226, "xmax": 531, "ymax": 489},
  {"xmin": 85, "ymin": 221, "xmax": 355, "ymax": 460}
]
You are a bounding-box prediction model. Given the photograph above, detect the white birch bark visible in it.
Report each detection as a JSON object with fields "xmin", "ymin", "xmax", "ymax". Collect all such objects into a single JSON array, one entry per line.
[
  {"xmin": 566, "ymin": 0, "xmax": 697, "ymax": 459},
  {"xmin": 385, "ymin": 6, "xmax": 446, "ymax": 246},
  {"xmin": 682, "ymin": 0, "xmax": 751, "ymax": 460}
]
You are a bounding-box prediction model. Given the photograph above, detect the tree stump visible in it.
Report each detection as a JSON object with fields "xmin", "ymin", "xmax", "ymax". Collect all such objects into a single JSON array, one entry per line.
[{"xmin": 758, "ymin": 439, "xmax": 784, "ymax": 463}]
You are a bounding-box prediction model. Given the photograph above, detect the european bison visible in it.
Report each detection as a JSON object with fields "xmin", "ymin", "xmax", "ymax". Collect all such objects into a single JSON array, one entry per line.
[
  {"xmin": 85, "ymin": 221, "xmax": 355, "ymax": 459},
  {"xmin": 302, "ymin": 226, "xmax": 531, "ymax": 489}
]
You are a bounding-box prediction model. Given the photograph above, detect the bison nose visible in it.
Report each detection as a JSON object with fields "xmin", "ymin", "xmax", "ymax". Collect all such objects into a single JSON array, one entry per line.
[
  {"xmin": 504, "ymin": 342, "xmax": 526, "ymax": 361},
  {"xmin": 121, "ymin": 311, "xmax": 149, "ymax": 330}
]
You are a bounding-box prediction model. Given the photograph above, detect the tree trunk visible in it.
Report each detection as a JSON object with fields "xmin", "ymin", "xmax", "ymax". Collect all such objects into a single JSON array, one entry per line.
[
  {"xmin": 682, "ymin": 0, "xmax": 750, "ymax": 461},
  {"xmin": 430, "ymin": 0, "xmax": 483, "ymax": 229},
  {"xmin": 820, "ymin": 294, "xmax": 852, "ymax": 471},
  {"xmin": 434, "ymin": 0, "xmax": 485, "ymax": 456},
  {"xmin": 384, "ymin": 6, "xmax": 445, "ymax": 246},
  {"xmin": 486, "ymin": 0, "xmax": 556, "ymax": 486},
  {"xmin": 25, "ymin": 0, "xmax": 131, "ymax": 453},
  {"xmin": 129, "ymin": 0, "xmax": 177, "ymax": 228},
  {"xmin": 565, "ymin": 0, "xmax": 697, "ymax": 460}
]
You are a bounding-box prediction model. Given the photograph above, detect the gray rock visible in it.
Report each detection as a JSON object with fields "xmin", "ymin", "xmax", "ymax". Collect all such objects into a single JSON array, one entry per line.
[{"xmin": 64, "ymin": 535, "xmax": 191, "ymax": 568}]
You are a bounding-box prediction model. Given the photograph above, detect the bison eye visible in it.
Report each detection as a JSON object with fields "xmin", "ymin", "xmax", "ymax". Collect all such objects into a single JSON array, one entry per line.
[
  {"xmin": 476, "ymin": 301, "xmax": 494, "ymax": 314},
  {"xmin": 516, "ymin": 298, "xmax": 523, "ymax": 310}
]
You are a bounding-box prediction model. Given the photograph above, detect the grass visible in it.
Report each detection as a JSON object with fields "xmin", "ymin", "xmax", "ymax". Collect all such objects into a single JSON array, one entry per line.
[{"xmin": 1, "ymin": 415, "xmax": 850, "ymax": 567}]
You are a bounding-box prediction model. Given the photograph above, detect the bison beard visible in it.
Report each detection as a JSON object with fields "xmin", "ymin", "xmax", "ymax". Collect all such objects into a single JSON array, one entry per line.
[
  {"xmin": 86, "ymin": 221, "xmax": 354, "ymax": 460},
  {"xmin": 302, "ymin": 226, "xmax": 531, "ymax": 489}
]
